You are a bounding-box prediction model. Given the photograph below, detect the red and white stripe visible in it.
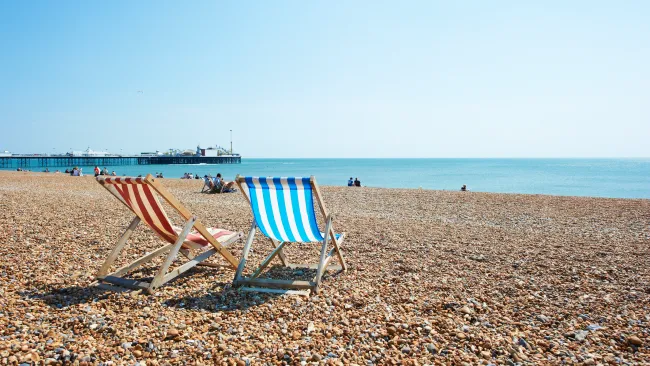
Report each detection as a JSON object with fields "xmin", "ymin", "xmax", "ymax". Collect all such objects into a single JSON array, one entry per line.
[{"xmin": 103, "ymin": 179, "xmax": 237, "ymax": 249}]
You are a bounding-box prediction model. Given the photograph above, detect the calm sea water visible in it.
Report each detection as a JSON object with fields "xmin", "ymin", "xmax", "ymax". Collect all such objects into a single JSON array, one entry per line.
[{"xmin": 5, "ymin": 158, "xmax": 650, "ymax": 199}]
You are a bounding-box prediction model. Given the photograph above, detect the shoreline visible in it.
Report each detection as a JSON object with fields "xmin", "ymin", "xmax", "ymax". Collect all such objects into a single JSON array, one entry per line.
[{"xmin": 1, "ymin": 170, "xmax": 648, "ymax": 201}]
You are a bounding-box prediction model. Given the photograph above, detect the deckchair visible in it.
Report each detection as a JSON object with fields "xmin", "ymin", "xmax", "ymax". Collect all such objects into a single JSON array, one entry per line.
[
  {"xmin": 233, "ymin": 176, "xmax": 347, "ymax": 295},
  {"xmin": 96, "ymin": 174, "xmax": 242, "ymax": 293},
  {"xmin": 201, "ymin": 176, "xmax": 212, "ymax": 193}
]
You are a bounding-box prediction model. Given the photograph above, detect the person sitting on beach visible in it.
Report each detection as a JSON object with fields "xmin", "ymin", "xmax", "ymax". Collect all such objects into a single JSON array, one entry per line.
[
  {"xmin": 102, "ymin": 167, "xmax": 109, "ymax": 175},
  {"xmin": 211, "ymin": 173, "xmax": 237, "ymax": 193},
  {"xmin": 203, "ymin": 175, "xmax": 214, "ymax": 191},
  {"xmin": 461, "ymin": 184, "xmax": 468, "ymax": 191},
  {"xmin": 65, "ymin": 169, "xmax": 70, "ymax": 174},
  {"xmin": 159, "ymin": 172, "xmax": 164, "ymax": 178},
  {"xmin": 111, "ymin": 171, "xmax": 116, "ymax": 176},
  {"xmin": 354, "ymin": 177, "xmax": 361, "ymax": 187},
  {"xmin": 348, "ymin": 177, "xmax": 354, "ymax": 186},
  {"xmin": 94, "ymin": 166, "xmax": 100, "ymax": 177}
]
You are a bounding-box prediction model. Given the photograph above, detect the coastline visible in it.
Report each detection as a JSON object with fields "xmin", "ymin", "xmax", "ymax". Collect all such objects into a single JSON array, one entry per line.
[
  {"xmin": 0, "ymin": 171, "xmax": 648, "ymax": 363},
  {"xmin": 3, "ymin": 157, "xmax": 650, "ymax": 199}
]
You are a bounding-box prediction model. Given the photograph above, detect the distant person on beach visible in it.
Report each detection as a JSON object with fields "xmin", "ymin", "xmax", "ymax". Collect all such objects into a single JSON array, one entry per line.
[
  {"xmin": 461, "ymin": 184, "xmax": 468, "ymax": 191},
  {"xmin": 212, "ymin": 173, "xmax": 236, "ymax": 193},
  {"xmin": 102, "ymin": 167, "xmax": 109, "ymax": 175},
  {"xmin": 94, "ymin": 166, "xmax": 100, "ymax": 177},
  {"xmin": 65, "ymin": 169, "xmax": 70, "ymax": 174},
  {"xmin": 348, "ymin": 177, "xmax": 354, "ymax": 186},
  {"xmin": 159, "ymin": 172, "xmax": 164, "ymax": 178},
  {"xmin": 354, "ymin": 177, "xmax": 361, "ymax": 187},
  {"xmin": 111, "ymin": 171, "xmax": 116, "ymax": 176},
  {"xmin": 203, "ymin": 175, "xmax": 214, "ymax": 191}
]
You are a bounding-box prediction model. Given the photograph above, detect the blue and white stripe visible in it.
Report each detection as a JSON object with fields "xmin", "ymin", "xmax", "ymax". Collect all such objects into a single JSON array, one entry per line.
[{"xmin": 243, "ymin": 177, "xmax": 324, "ymax": 243}]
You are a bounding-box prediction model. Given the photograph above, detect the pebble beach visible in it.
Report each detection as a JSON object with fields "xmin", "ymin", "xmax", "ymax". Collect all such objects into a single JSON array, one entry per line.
[{"xmin": 0, "ymin": 171, "xmax": 648, "ymax": 365}]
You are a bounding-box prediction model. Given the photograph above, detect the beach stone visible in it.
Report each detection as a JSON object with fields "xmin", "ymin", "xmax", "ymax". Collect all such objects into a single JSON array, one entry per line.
[
  {"xmin": 292, "ymin": 330, "xmax": 301, "ymax": 340},
  {"xmin": 311, "ymin": 353, "xmax": 322, "ymax": 361},
  {"xmin": 167, "ymin": 328, "xmax": 180, "ymax": 338},
  {"xmin": 628, "ymin": 336, "xmax": 643, "ymax": 346},
  {"xmin": 575, "ymin": 330, "xmax": 589, "ymax": 341}
]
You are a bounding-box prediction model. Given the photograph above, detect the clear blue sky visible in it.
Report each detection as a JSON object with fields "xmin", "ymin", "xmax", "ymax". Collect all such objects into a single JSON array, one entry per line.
[{"xmin": 1, "ymin": 1, "xmax": 649, "ymax": 157}]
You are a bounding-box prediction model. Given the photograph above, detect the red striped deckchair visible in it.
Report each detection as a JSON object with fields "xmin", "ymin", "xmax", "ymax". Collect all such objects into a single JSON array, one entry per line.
[{"xmin": 96, "ymin": 174, "xmax": 242, "ymax": 293}]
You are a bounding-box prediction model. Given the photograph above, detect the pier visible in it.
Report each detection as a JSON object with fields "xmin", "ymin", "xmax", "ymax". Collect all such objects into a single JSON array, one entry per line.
[{"xmin": 0, "ymin": 155, "xmax": 241, "ymax": 169}]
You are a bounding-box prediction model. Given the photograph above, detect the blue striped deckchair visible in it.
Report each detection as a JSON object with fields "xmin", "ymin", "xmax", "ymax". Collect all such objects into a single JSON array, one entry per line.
[{"xmin": 233, "ymin": 176, "xmax": 347, "ymax": 295}]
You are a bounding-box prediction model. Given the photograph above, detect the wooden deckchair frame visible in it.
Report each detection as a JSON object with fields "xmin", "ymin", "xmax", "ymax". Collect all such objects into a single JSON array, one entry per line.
[
  {"xmin": 232, "ymin": 175, "xmax": 347, "ymax": 295},
  {"xmin": 201, "ymin": 176, "xmax": 212, "ymax": 193},
  {"xmin": 96, "ymin": 174, "xmax": 242, "ymax": 293}
]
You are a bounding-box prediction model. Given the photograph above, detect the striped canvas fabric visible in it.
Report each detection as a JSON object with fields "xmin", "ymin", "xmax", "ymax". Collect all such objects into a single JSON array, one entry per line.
[
  {"xmin": 103, "ymin": 177, "xmax": 238, "ymax": 249},
  {"xmin": 242, "ymin": 177, "xmax": 333, "ymax": 243}
]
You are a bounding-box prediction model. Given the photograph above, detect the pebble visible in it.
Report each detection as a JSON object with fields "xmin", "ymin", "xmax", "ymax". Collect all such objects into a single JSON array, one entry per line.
[
  {"xmin": 167, "ymin": 328, "xmax": 180, "ymax": 338},
  {"xmin": 574, "ymin": 330, "xmax": 589, "ymax": 341},
  {"xmin": 628, "ymin": 336, "xmax": 643, "ymax": 346}
]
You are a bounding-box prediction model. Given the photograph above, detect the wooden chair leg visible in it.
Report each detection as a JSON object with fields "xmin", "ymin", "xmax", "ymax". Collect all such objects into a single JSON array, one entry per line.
[
  {"xmin": 270, "ymin": 238, "xmax": 288, "ymax": 266},
  {"xmin": 234, "ymin": 221, "xmax": 257, "ymax": 283},
  {"xmin": 330, "ymin": 231, "xmax": 347, "ymax": 272},
  {"xmin": 97, "ymin": 216, "xmax": 140, "ymax": 278},
  {"xmin": 150, "ymin": 217, "xmax": 196, "ymax": 291},
  {"xmin": 314, "ymin": 215, "xmax": 333, "ymax": 292},
  {"xmin": 251, "ymin": 240, "xmax": 289, "ymax": 279}
]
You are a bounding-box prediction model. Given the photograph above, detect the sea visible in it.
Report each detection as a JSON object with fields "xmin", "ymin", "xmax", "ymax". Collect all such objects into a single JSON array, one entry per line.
[{"xmin": 5, "ymin": 158, "xmax": 650, "ymax": 199}]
